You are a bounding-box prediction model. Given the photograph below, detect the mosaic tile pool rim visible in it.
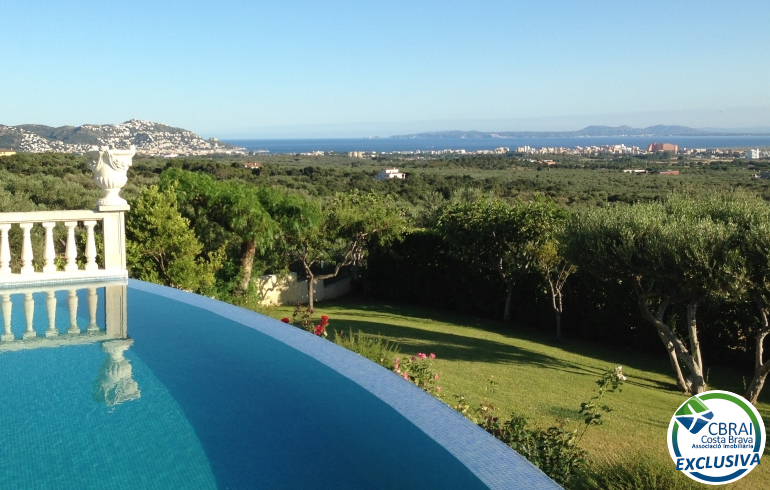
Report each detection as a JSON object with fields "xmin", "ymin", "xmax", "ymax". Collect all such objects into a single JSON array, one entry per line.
[{"xmin": 127, "ymin": 279, "xmax": 559, "ymax": 489}]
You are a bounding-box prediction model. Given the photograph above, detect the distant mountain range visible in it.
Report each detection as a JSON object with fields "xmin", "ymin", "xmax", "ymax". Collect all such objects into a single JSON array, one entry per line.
[
  {"xmin": 390, "ymin": 125, "xmax": 770, "ymax": 139},
  {"xmin": 0, "ymin": 120, "xmax": 245, "ymax": 156}
]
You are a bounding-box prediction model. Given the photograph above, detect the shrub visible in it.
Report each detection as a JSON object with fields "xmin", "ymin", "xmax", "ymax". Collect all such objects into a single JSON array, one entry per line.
[
  {"xmin": 575, "ymin": 452, "xmax": 707, "ymax": 490},
  {"xmin": 333, "ymin": 329, "xmax": 399, "ymax": 368},
  {"xmin": 394, "ymin": 352, "xmax": 442, "ymax": 397},
  {"xmin": 480, "ymin": 413, "xmax": 586, "ymax": 487}
]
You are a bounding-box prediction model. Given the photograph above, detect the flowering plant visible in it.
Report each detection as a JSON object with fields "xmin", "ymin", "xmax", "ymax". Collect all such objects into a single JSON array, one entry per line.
[
  {"xmin": 393, "ymin": 352, "xmax": 441, "ymax": 397},
  {"xmin": 314, "ymin": 315, "xmax": 329, "ymax": 338}
]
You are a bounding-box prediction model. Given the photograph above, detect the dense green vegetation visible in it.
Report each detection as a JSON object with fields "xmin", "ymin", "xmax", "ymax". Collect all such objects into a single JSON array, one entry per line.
[{"xmin": 3, "ymin": 150, "xmax": 770, "ymax": 486}]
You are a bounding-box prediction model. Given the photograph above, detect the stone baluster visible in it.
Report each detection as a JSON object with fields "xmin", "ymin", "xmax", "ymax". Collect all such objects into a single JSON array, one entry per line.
[
  {"xmin": 42, "ymin": 222, "xmax": 57, "ymax": 273},
  {"xmin": 0, "ymin": 224, "xmax": 11, "ymax": 274},
  {"xmin": 45, "ymin": 291, "xmax": 58, "ymax": 337},
  {"xmin": 87, "ymin": 287, "xmax": 99, "ymax": 332},
  {"xmin": 83, "ymin": 220, "xmax": 98, "ymax": 271},
  {"xmin": 67, "ymin": 289, "xmax": 79, "ymax": 334},
  {"xmin": 22, "ymin": 293, "xmax": 35, "ymax": 339},
  {"xmin": 1, "ymin": 294, "xmax": 12, "ymax": 341},
  {"xmin": 19, "ymin": 223, "xmax": 34, "ymax": 274},
  {"xmin": 64, "ymin": 222, "xmax": 78, "ymax": 272}
]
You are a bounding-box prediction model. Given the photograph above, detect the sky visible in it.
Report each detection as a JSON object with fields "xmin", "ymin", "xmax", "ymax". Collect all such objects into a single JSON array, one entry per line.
[{"xmin": 1, "ymin": 0, "xmax": 769, "ymax": 138}]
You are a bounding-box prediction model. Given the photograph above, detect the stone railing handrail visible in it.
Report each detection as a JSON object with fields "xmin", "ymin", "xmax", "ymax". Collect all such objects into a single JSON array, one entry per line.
[{"xmin": 0, "ymin": 208, "xmax": 128, "ymax": 284}]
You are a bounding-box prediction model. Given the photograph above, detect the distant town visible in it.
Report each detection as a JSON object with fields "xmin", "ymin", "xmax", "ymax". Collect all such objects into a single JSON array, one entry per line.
[{"xmin": 332, "ymin": 143, "xmax": 769, "ymax": 160}]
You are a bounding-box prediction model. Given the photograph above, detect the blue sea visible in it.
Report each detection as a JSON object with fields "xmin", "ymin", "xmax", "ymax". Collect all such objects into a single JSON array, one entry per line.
[{"xmin": 225, "ymin": 135, "xmax": 770, "ymax": 154}]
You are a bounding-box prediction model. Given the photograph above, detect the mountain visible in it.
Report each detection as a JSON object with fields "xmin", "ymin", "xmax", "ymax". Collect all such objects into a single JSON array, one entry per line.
[
  {"xmin": 0, "ymin": 120, "xmax": 245, "ymax": 156},
  {"xmin": 389, "ymin": 125, "xmax": 767, "ymax": 139}
]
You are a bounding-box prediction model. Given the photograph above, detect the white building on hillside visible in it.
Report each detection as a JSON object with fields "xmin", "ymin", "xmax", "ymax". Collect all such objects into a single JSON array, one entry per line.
[
  {"xmin": 374, "ymin": 168, "xmax": 406, "ymax": 181},
  {"xmin": 746, "ymin": 148, "xmax": 761, "ymax": 160}
]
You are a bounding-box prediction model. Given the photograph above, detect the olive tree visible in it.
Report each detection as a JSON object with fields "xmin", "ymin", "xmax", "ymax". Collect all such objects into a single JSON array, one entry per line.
[
  {"xmin": 437, "ymin": 197, "xmax": 563, "ymax": 322},
  {"xmin": 282, "ymin": 191, "xmax": 406, "ymax": 311},
  {"xmin": 534, "ymin": 238, "xmax": 576, "ymax": 342},
  {"xmin": 565, "ymin": 198, "xmax": 745, "ymax": 394}
]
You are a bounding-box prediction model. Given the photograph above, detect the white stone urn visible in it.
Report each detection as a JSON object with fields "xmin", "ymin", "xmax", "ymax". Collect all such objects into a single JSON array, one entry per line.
[{"xmin": 87, "ymin": 145, "xmax": 135, "ymax": 206}]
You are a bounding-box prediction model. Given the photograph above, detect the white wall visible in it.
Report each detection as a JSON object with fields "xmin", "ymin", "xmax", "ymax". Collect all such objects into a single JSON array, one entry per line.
[{"xmin": 257, "ymin": 272, "xmax": 352, "ymax": 306}]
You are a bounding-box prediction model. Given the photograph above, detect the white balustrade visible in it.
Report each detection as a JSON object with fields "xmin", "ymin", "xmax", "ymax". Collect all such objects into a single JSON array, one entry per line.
[
  {"xmin": 64, "ymin": 221, "xmax": 78, "ymax": 273},
  {"xmin": 19, "ymin": 223, "xmax": 34, "ymax": 275},
  {"xmin": 0, "ymin": 147, "xmax": 133, "ymax": 287},
  {"xmin": 42, "ymin": 222, "xmax": 56, "ymax": 273},
  {"xmin": 0, "ymin": 209, "xmax": 128, "ymax": 285},
  {"xmin": 0, "ymin": 224, "xmax": 10, "ymax": 275}
]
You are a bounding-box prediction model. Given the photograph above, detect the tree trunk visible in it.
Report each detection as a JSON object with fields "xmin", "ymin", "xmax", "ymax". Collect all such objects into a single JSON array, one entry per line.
[
  {"xmin": 686, "ymin": 298, "xmax": 707, "ymax": 394},
  {"xmin": 503, "ymin": 280, "xmax": 514, "ymax": 322},
  {"xmin": 633, "ymin": 281, "xmax": 697, "ymax": 394},
  {"xmin": 747, "ymin": 305, "xmax": 770, "ymax": 404},
  {"xmin": 747, "ymin": 364, "xmax": 770, "ymax": 405},
  {"xmin": 548, "ymin": 276, "xmax": 564, "ymax": 342},
  {"xmin": 658, "ymin": 330, "xmax": 690, "ymax": 392},
  {"xmin": 307, "ymin": 273, "xmax": 316, "ymax": 312},
  {"xmin": 238, "ymin": 239, "xmax": 256, "ymax": 294}
]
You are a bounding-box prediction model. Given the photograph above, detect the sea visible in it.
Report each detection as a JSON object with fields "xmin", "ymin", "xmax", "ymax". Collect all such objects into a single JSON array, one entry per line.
[{"xmin": 224, "ymin": 136, "xmax": 770, "ymax": 155}]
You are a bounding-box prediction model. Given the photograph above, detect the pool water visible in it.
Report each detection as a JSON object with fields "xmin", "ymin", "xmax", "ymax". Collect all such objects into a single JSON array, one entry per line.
[{"xmin": 0, "ymin": 281, "xmax": 557, "ymax": 489}]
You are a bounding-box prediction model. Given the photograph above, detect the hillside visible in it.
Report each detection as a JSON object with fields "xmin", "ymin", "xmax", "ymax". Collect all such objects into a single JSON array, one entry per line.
[
  {"xmin": 390, "ymin": 124, "xmax": 764, "ymax": 139},
  {"xmin": 0, "ymin": 120, "xmax": 245, "ymax": 156}
]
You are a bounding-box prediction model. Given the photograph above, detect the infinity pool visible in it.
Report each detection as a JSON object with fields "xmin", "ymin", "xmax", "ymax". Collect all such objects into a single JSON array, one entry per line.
[{"xmin": 0, "ymin": 279, "xmax": 557, "ymax": 489}]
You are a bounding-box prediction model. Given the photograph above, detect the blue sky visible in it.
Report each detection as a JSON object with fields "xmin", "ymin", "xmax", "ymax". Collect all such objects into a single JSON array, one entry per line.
[{"xmin": 1, "ymin": 0, "xmax": 768, "ymax": 138}]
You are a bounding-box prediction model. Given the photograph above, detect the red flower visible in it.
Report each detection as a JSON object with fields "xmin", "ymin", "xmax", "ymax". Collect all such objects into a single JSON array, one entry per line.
[
  {"xmin": 314, "ymin": 324, "xmax": 325, "ymax": 336},
  {"xmin": 280, "ymin": 317, "xmax": 290, "ymax": 323},
  {"xmin": 429, "ymin": 353, "xmax": 436, "ymax": 359},
  {"xmin": 321, "ymin": 315, "xmax": 329, "ymax": 325}
]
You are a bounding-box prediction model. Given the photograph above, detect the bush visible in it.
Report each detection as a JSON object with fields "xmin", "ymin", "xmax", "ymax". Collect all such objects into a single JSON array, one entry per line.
[
  {"xmin": 480, "ymin": 413, "xmax": 586, "ymax": 487},
  {"xmin": 333, "ymin": 329, "xmax": 399, "ymax": 368},
  {"xmin": 575, "ymin": 453, "xmax": 706, "ymax": 490}
]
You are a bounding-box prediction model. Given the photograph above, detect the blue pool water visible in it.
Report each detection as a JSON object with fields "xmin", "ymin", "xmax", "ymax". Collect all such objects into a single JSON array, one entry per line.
[{"xmin": 0, "ymin": 281, "xmax": 557, "ymax": 489}]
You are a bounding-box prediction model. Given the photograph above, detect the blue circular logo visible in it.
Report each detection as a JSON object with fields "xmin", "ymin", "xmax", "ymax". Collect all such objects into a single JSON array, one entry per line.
[{"xmin": 667, "ymin": 390, "xmax": 765, "ymax": 485}]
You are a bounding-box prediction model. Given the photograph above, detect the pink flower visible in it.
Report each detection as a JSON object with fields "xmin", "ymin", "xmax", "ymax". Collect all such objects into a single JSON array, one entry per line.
[
  {"xmin": 395, "ymin": 369, "xmax": 401, "ymax": 374},
  {"xmin": 429, "ymin": 353, "xmax": 436, "ymax": 359},
  {"xmin": 402, "ymin": 373, "xmax": 409, "ymax": 380},
  {"xmin": 433, "ymin": 374, "xmax": 439, "ymax": 380},
  {"xmin": 417, "ymin": 353, "xmax": 427, "ymax": 359},
  {"xmin": 394, "ymin": 358, "xmax": 400, "ymax": 363},
  {"xmin": 436, "ymin": 386, "xmax": 442, "ymax": 392},
  {"xmin": 280, "ymin": 317, "xmax": 290, "ymax": 323}
]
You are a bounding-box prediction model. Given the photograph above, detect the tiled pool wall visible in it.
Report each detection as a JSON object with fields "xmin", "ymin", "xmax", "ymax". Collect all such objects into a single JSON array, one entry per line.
[{"xmin": 129, "ymin": 279, "xmax": 560, "ymax": 490}]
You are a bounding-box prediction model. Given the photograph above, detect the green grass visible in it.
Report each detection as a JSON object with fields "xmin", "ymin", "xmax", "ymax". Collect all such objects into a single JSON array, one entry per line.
[{"xmin": 258, "ymin": 298, "xmax": 770, "ymax": 489}]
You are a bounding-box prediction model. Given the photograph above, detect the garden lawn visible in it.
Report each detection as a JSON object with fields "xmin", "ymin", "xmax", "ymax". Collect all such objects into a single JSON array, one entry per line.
[{"xmin": 259, "ymin": 298, "xmax": 770, "ymax": 489}]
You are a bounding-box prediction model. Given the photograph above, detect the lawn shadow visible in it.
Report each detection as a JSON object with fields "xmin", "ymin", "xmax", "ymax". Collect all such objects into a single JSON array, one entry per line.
[{"xmin": 321, "ymin": 297, "xmax": 770, "ymax": 404}]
